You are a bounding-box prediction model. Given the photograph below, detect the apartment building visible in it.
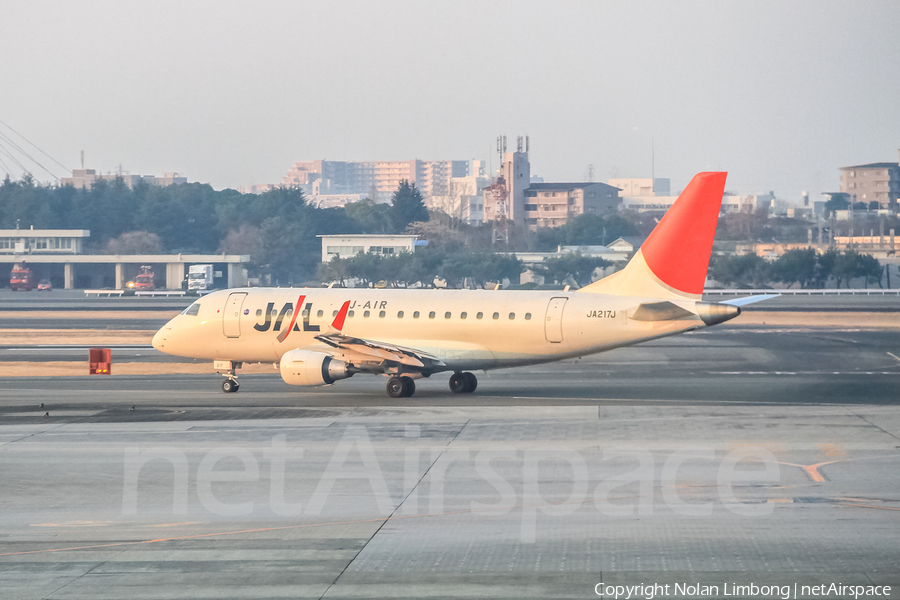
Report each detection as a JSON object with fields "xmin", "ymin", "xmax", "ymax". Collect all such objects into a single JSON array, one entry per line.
[
  {"xmin": 283, "ymin": 159, "xmax": 469, "ymax": 202},
  {"xmin": 480, "ymin": 152, "xmax": 619, "ymax": 230},
  {"xmin": 840, "ymin": 152, "xmax": 900, "ymax": 211},
  {"xmin": 61, "ymin": 169, "xmax": 187, "ymax": 190},
  {"xmin": 428, "ymin": 175, "xmax": 492, "ymax": 224},
  {"xmin": 520, "ymin": 182, "xmax": 620, "ymax": 229}
]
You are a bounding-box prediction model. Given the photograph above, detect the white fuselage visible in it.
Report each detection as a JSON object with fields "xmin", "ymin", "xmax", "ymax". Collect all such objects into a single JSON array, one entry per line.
[{"xmin": 152, "ymin": 287, "xmax": 708, "ymax": 372}]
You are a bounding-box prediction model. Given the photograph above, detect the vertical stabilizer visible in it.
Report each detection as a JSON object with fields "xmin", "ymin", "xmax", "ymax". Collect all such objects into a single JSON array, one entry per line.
[{"xmin": 579, "ymin": 171, "xmax": 727, "ymax": 299}]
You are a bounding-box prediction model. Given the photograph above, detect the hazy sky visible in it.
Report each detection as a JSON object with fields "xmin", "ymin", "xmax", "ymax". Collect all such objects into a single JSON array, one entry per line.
[{"xmin": 2, "ymin": 0, "xmax": 899, "ymax": 200}]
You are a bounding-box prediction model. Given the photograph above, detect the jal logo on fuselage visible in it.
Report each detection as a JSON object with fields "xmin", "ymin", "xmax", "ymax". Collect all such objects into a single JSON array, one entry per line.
[{"xmin": 254, "ymin": 302, "xmax": 320, "ymax": 332}]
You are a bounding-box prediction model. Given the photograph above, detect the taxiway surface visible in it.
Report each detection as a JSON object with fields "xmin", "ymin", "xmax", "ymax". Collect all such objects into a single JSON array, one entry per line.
[{"xmin": 1, "ymin": 296, "xmax": 898, "ymax": 599}]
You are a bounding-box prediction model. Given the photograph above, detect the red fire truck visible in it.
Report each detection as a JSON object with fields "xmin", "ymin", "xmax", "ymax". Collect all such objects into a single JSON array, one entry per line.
[
  {"xmin": 10, "ymin": 263, "xmax": 36, "ymax": 291},
  {"xmin": 128, "ymin": 265, "xmax": 155, "ymax": 291}
]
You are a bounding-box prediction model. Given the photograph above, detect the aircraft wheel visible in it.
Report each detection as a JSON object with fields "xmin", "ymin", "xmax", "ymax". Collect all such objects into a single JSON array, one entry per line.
[
  {"xmin": 222, "ymin": 379, "xmax": 238, "ymax": 393},
  {"xmin": 463, "ymin": 372, "xmax": 477, "ymax": 393},
  {"xmin": 449, "ymin": 372, "xmax": 468, "ymax": 394},
  {"xmin": 386, "ymin": 377, "xmax": 405, "ymax": 398},
  {"xmin": 400, "ymin": 376, "xmax": 415, "ymax": 397}
]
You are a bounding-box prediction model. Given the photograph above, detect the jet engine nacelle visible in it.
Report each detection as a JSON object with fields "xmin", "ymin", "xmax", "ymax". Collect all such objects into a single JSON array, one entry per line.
[{"xmin": 279, "ymin": 348, "xmax": 352, "ymax": 386}]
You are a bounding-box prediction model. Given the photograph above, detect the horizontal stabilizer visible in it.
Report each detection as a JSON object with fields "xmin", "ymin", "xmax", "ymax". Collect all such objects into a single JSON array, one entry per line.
[
  {"xmin": 628, "ymin": 301, "xmax": 695, "ymax": 322},
  {"xmin": 720, "ymin": 294, "xmax": 780, "ymax": 307}
]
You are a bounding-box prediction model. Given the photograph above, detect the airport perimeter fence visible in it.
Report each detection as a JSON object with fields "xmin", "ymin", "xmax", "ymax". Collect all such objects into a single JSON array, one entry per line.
[{"xmin": 704, "ymin": 288, "xmax": 900, "ymax": 296}]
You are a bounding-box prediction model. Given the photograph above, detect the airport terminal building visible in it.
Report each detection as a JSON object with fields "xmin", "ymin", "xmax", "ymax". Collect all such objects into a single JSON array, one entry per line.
[{"xmin": 1, "ymin": 228, "xmax": 249, "ymax": 289}]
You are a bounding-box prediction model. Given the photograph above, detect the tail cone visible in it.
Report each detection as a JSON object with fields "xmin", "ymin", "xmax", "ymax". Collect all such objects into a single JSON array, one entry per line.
[{"xmin": 694, "ymin": 302, "xmax": 741, "ymax": 326}]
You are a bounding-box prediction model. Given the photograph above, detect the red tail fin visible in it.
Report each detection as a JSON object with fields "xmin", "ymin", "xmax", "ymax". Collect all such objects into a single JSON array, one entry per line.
[
  {"xmin": 640, "ymin": 172, "xmax": 726, "ymax": 295},
  {"xmin": 580, "ymin": 172, "xmax": 726, "ymax": 299}
]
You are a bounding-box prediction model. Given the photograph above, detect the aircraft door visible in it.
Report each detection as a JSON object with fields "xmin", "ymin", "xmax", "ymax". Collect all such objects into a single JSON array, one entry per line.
[
  {"xmin": 223, "ymin": 292, "xmax": 248, "ymax": 338},
  {"xmin": 544, "ymin": 297, "xmax": 567, "ymax": 343}
]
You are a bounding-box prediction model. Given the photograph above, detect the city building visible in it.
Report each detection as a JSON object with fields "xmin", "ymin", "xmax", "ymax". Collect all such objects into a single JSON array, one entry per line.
[
  {"xmin": 283, "ymin": 159, "xmax": 470, "ymax": 202},
  {"xmin": 609, "ymin": 178, "xmax": 671, "ymax": 197},
  {"xmin": 611, "ymin": 176, "xmax": 789, "ymax": 217},
  {"xmin": 482, "ymin": 152, "xmax": 620, "ymax": 231},
  {"xmin": 611, "ymin": 178, "xmax": 675, "ymax": 211},
  {"xmin": 839, "ymin": 152, "xmax": 900, "ymax": 211},
  {"xmin": 720, "ymin": 193, "xmax": 777, "ymax": 215},
  {"xmin": 61, "ymin": 169, "xmax": 187, "ymax": 190},
  {"xmin": 318, "ymin": 234, "xmax": 421, "ymax": 262},
  {"xmin": 520, "ymin": 182, "xmax": 620, "ymax": 229},
  {"xmin": 428, "ymin": 175, "xmax": 492, "ymax": 224},
  {"xmin": 735, "ymin": 232, "xmax": 897, "ymax": 260},
  {"xmin": 832, "ymin": 208, "xmax": 896, "ymax": 221},
  {"xmin": 238, "ymin": 183, "xmax": 277, "ymax": 194}
]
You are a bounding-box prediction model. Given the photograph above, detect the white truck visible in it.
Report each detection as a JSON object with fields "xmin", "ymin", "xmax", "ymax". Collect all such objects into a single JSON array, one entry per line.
[{"xmin": 187, "ymin": 264, "xmax": 214, "ymax": 292}]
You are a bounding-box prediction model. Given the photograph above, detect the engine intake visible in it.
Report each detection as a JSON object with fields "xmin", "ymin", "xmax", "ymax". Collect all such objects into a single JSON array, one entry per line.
[{"xmin": 280, "ymin": 349, "xmax": 352, "ymax": 386}]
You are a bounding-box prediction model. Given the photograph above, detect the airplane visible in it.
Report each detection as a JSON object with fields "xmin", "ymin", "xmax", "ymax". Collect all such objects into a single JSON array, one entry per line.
[{"xmin": 152, "ymin": 171, "xmax": 774, "ymax": 397}]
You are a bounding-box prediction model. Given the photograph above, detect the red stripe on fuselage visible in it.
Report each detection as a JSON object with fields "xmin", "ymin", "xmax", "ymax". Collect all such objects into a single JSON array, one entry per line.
[
  {"xmin": 331, "ymin": 300, "xmax": 350, "ymax": 331},
  {"xmin": 276, "ymin": 294, "xmax": 306, "ymax": 343}
]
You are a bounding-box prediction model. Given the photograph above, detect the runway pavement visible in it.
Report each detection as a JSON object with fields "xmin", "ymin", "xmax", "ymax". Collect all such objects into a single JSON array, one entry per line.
[{"xmin": 0, "ymin": 295, "xmax": 898, "ymax": 599}]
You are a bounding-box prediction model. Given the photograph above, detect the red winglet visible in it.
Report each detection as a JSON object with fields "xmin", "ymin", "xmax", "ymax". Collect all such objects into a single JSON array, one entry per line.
[
  {"xmin": 639, "ymin": 172, "xmax": 727, "ymax": 295},
  {"xmin": 276, "ymin": 294, "xmax": 306, "ymax": 343},
  {"xmin": 331, "ymin": 300, "xmax": 350, "ymax": 331}
]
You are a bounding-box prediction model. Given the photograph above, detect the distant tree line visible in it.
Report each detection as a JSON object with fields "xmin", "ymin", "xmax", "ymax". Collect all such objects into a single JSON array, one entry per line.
[
  {"xmin": 0, "ymin": 175, "xmax": 431, "ymax": 284},
  {"xmin": 709, "ymin": 248, "xmax": 885, "ymax": 289},
  {"xmin": 0, "ymin": 175, "xmax": 640, "ymax": 285},
  {"xmin": 2, "ymin": 175, "xmax": 889, "ymax": 289},
  {"xmin": 317, "ymin": 249, "xmax": 525, "ymax": 289}
]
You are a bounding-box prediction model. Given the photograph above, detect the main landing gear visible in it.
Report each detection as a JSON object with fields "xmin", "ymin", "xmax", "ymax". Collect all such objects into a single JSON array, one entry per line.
[
  {"xmin": 217, "ymin": 360, "xmax": 242, "ymax": 393},
  {"xmin": 386, "ymin": 376, "xmax": 416, "ymax": 398},
  {"xmin": 449, "ymin": 372, "xmax": 477, "ymax": 394}
]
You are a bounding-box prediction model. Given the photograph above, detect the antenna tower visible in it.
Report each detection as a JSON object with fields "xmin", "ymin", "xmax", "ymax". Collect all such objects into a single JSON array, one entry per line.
[{"xmin": 491, "ymin": 135, "xmax": 509, "ymax": 245}]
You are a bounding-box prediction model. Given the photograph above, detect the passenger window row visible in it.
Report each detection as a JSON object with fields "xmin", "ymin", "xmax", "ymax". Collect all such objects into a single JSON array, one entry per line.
[
  {"xmin": 335, "ymin": 309, "xmax": 532, "ymax": 321},
  {"xmin": 250, "ymin": 306, "xmax": 534, "ymax": 321}
]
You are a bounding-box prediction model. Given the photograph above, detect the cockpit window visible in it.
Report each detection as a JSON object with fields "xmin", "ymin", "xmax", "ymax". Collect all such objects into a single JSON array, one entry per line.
[{"xmin": 182, "ymin": 302, "xmax": 201, "ymax": 316}]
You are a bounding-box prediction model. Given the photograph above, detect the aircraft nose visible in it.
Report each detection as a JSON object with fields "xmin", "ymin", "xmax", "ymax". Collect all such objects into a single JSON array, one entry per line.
[{"xmin": 151, "ymin": 327, "xmax": 168, "ymax": 351}]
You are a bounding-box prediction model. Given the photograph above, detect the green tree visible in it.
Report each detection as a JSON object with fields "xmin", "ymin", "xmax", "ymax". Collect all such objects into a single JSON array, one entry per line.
[
  {"xmin": 533, "ymin": 252, "xmax": 612, "ymax": 287},
  {"xmin": 770, "ymin": 248, "xmax": 817, "ymax": 289},
  {"xmin": 344, "ymin": 199, "xmax": 390, "ymax": 234},
  {"xmin": 106, "ymin": 231, "xmax": 163, "ymax": 254},
  {"xmin": 823, "ymin": 193, "xmax": 850, "ymax": 217},
  {"xmin": 858, "ymin": 253, "xmax": 883, "ymax": 288},
  {"xmin": 709, "ymin": 254, "xmax": 770, "ymax": 288},
  {"xmin": 832, "ymin": 250, "xmax": 860, "ymax": 288},
  {"xmin": 533, "ymin": 213, "xmax": 638, "ymax": 250},
  {"xmin": 218, "ymin": 224, "xmax": 261, "ymax": 255},
  {"xmin": 813, "ymin": 250, "xmax": 837, "ymax": 288},
  {"xmin": 317, "ymin": 255, "xmax": 351, "ymax": 286},
  {"xmin": 390, "ymin": 181, "xmax": 429, "ymax": 232}
]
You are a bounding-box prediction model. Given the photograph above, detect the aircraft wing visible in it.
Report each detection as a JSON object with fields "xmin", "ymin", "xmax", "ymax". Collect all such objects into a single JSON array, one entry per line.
[
  {"xmin": 720, "ymin": 294, "xmax": 780, "ymax": 307},
  {"xmin": 311, "ymin": 300, "xmax": 445, "ymax": 371},
  {"xmin": 314, "ymin": 332, "xmax": 446, "ymax": 369}
]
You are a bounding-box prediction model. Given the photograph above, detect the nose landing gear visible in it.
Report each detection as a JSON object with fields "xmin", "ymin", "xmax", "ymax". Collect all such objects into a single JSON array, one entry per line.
[
  {"xmin": 216, "ymin": 360, "xmax": 242, "ymax": 393},
  {"xmin": 449, "ymin": 372, "xmax": 477, "ymax": 394}
]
